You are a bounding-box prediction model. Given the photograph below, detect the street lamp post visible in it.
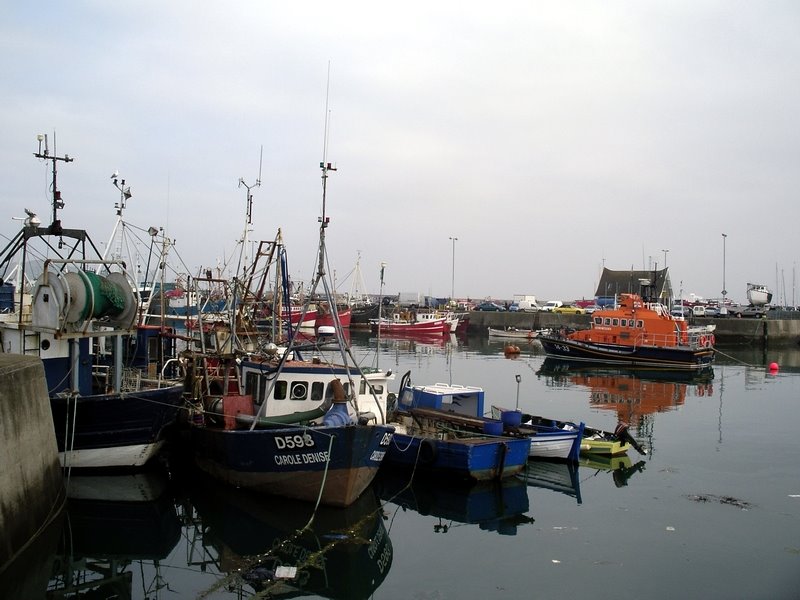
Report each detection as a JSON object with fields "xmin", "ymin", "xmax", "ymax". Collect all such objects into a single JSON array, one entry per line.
[
  {"xmin": 721, "ymin": 234, "xmax": 727, "ymax": 300},
  {"xmin": 449, "ymin": 236, "xmax": 458, "ymax": 303}
]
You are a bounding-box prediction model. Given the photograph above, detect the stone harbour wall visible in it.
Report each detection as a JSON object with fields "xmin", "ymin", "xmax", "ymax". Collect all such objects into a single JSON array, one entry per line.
[{"xmin": 0, "ymin": 354, "xmax": 65, "ymax": 573}]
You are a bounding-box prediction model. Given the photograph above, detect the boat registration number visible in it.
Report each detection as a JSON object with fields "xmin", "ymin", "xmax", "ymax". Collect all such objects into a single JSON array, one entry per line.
[{"xmin": 274, "ymin": 433, "xmax": 315, "ymax": 450}]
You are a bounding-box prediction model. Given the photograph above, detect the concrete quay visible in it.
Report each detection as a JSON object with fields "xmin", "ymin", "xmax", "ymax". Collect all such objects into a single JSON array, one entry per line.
[
  {"xmin": 0, "ymin": 355, "xmax": 65, "ymax": 579},
  {"xmin": 465, "ymin": 311, "xmax": 800, "ymax": 347}
]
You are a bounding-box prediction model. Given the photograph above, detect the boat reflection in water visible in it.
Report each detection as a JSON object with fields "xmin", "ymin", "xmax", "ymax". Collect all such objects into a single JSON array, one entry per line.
[
  {"xmin": 46, "ymin": 470, "xmax": 181, "ymax": 598},
  {"xmin": 520, "ymin": 455, "xmax": 647, "ymax": 506},
  {"xmin": 186, "ymin": 475, "xmax": 393, "ymax": 599},
  {"xmin": 538, "ymin": 358, "xmax": 714, "ymax": 419},
  {"xmin": 375, "ymin": 470, "xmax": 534, "ymax": 536}
]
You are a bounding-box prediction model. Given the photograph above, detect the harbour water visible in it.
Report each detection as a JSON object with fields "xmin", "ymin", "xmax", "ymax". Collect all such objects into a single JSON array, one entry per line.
[{"xmin": 5, "ymin": 333, "xmax": 799, "ymax": 599}]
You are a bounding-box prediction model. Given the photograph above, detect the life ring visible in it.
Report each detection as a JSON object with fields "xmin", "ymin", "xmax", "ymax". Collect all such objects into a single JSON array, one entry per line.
[
  {"xmin": 699, "ymin": 335, "xmax": 707, "ymax": 347},
  {"xmin": 418, "ymin": 438, "xmax": 437, "ymax": 465},
  {"xmin": 290, "ymin": 382, "xmax": 307, "ymax": 399}
]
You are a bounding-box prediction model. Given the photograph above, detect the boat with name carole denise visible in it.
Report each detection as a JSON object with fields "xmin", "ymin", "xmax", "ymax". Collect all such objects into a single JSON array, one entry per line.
[
  {"xmin": 0, "ymin": 136, "xmax": 184, "ymax": 469},
  {"xmin": 538, "ymin": 292, "xmax": 716, "ymax": 369},
  {"xmin": 183, "ymin": 160, "xmax": 395, "ymax": 508}
]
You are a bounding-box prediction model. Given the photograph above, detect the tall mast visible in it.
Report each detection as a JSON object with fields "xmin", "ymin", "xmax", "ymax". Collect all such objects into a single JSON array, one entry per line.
[{"xmin": 33, "ymin": 132, "xmax": 73, "ymax": 234}]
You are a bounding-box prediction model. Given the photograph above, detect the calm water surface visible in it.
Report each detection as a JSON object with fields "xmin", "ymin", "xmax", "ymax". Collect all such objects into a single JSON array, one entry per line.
[{"xmin": 9, "ymin": 333, "xmax": 800, "ymax": 599}]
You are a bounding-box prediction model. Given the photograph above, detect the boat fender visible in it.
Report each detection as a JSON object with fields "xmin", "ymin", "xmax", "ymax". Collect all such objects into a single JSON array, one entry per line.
[
  {"xmin": 418, "ymin": 438, "xmax": 437, "ymax": 465},
  {"xmin": 710, "ymin": 334, "xmax": 715, "ymax": 346}
]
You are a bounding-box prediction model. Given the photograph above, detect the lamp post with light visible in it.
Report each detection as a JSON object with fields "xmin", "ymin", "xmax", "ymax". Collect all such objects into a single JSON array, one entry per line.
[
  {"xmin": 449, "ymin": 236, "xmax": 458, "ymax": 303},
  {"xmin": 721, "ymin": 234, "xmax": 727, "ymax": 300}
]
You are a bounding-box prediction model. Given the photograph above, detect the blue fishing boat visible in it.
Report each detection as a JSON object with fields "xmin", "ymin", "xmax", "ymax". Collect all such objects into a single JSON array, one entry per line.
[
  {"xmin": 0, "ymin": 136, "xmax": 184, "ymax": 468},
  {"xmin": 382, "ymin": 373, "xmax": 531, "ymax": 480}
]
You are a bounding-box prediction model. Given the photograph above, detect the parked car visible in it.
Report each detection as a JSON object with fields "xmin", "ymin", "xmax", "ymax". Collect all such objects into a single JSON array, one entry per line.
[
  {"xmin": 474, "ymin": 302, "xmax": 506, "ymax": 312},
  {"xmin": 583, "ymin": 304, "xmax": 601, "ymax": 314},
  {"xmin": 553, "ymin": 304, "xmax": 585, "ymax": 315},
  {"xmin": 541, "ymin": 300, "xmax": 563, "ymax": 312},
  {"xmin": 704, "ymin": 306, "xmax": 720, "ymax": 317},
  {"xmin": 670, "ymin": 305, "xmax": 691, "ymax": 319},
  {"xmin": 508, "ymin": 303, "xmax": 520, "ymax": 312},
  {"xmin": 728, "ymin": 305, "xmax": 767, "ymax": 318}
]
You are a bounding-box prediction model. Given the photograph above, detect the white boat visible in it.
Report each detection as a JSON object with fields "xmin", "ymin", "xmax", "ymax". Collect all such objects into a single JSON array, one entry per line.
[
  {"xmin": 487, "ymin": 327, "xmax": 538, "ymax": 340},
  {"xmin": 746, "ymin": 283, "xmax": 772, "ymax": 306}
]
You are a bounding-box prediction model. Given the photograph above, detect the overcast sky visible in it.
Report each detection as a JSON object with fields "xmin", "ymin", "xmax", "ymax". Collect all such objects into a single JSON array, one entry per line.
[{"xmin": 2, "ymin": 2, "xmax": 799, "ymax": 305}]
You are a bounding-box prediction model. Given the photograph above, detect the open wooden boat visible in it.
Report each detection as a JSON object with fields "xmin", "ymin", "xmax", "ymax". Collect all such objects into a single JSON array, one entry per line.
[{"xmin": 487, "ymin": 327, "xmax": 538, "ymax": 340}]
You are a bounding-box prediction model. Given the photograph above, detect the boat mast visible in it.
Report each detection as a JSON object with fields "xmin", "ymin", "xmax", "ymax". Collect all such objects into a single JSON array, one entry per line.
[{"xmin": 34, "ymin": 132, "xmax": 73, "ymax": 234}]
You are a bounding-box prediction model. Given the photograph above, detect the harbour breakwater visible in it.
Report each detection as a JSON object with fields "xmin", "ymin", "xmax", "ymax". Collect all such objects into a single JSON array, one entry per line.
[
  {"xmin": 0, "ymin": 355, "xmax": 65, "ymax": 586},
  {"xmin": 466, "ymin": 312, "xmax": 800, "ymax": 346}
]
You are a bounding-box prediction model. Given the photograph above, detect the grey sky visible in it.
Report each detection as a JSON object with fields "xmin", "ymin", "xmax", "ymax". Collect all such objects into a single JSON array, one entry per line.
[{"xmin": 2, "ymin": 2, "xmax": 799, "ymax": 305}]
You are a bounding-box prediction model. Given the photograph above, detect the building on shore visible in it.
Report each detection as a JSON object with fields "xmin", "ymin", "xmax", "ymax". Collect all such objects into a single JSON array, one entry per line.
[{"xmin": 595, "ymin": 267, "xmax": 673, "ymax": 307}]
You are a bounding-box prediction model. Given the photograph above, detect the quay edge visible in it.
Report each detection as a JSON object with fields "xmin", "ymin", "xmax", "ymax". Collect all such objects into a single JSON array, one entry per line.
[
  {"xmin": 0, "ymin": 355, "xmax": 66, "ymax": 585},
  {"xmin": 466, "ymin": 312, "xmax": 800, "ymax": 347}
]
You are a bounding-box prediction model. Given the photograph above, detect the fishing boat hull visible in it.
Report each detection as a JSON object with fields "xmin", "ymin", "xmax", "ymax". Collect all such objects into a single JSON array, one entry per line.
[
  {"xmin": 191, "ymin": 423, "xmax": 394, "ymax": 507},
  {"xmin": 50, "ymin": 384, "xmax": 184, "ymax": 469},
  {"xmin": 538, "ymin": 335, "xmax": 715, "ymax": 370},
  {"xmin": 350, "ymin": 303, "xmax": 381, "ymax": 326},
  {"xmin": 370, "ymin": 318, "xmax": 449, "ymax": 335},
  {"xmin": 383, "ymin": 432, "xmax": 530, "ymax": 480},
  {"xmin": 315, "ymin": 307, "xmax": 352, "ymax": 329}
]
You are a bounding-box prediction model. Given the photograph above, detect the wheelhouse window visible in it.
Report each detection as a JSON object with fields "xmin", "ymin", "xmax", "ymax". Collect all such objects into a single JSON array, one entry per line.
[
  {"xmin": 594, "ymin": 317, "xmax": 602, "ymax": 325},
  {"xmin": 311, "ymin": 381, "xmax": 324, "ymax": 401},
  {"xmin": 274, "ymin": 380, "xmax": 288, "ymax": 400},
  {"xmin": 604, "ymin": 317, "xmax": 611, "ymax": 325},
  {"xmin": 637, "ymin": 320, "xmax": 644, "ymax": 328},
  {"xmin": 612, "ymin": 318, "xmax": 619, "ymax": 326}
]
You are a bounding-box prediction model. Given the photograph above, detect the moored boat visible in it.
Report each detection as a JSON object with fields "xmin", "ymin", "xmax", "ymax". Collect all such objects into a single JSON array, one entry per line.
[
  {"xmin": 370, "ymin": 311, "xmax": 449, "ymax": 335},
  {"xmin": 0, "ymin": 138, "xmax": 184, "ymax": 469},
  {"xmin": 491, "ymin": 405, "xmax": 646, "ymax": 457},
  {"xmin": 538, "ymin": 292, "xmax": 715, "ymax": 369},
  {"xmin": 182, "ymin": 159, "xmax": 395, "ymax": 507},
  {"xmin": 382, "ymin": 373, "xmax": 531, "ymax": 480},
  {"xmin": 487, "ymin": 326, "xmax": 538, "ymax": 340}
]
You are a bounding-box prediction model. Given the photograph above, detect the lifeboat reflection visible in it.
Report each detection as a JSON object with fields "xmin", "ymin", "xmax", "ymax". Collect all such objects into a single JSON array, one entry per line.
[{"xmin": 538, "ymin": 358, "xmax": 714, "ymax": 422}]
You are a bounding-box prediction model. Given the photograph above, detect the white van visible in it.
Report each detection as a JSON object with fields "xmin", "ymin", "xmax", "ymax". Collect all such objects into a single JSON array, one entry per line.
[
  {"xmin": 518, "ymin": 300, "xmax": 540, "ymax": 312},
  {"xmin": 541, "ymin": 300, "xmax": 563, "ymax": 312}
]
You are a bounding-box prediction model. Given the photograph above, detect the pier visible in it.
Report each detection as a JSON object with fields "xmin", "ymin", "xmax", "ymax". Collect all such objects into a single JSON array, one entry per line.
[
  {"xmin": 0, "ymin": 355, "xmax": 65, "ymax": 583},
  {"xmin": 466, "ymin": 312, "xmax": 800, "ymax": 346}
]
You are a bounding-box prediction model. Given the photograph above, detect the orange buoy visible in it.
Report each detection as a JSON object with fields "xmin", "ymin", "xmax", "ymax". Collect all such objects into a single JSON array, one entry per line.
[
  {"xmin": 769, "ymin": 362, "xmax": 779, "ymax": 372},
  {"xmin": 504, "ymin": 344, "xmax": 521, "ymax": 356}
]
